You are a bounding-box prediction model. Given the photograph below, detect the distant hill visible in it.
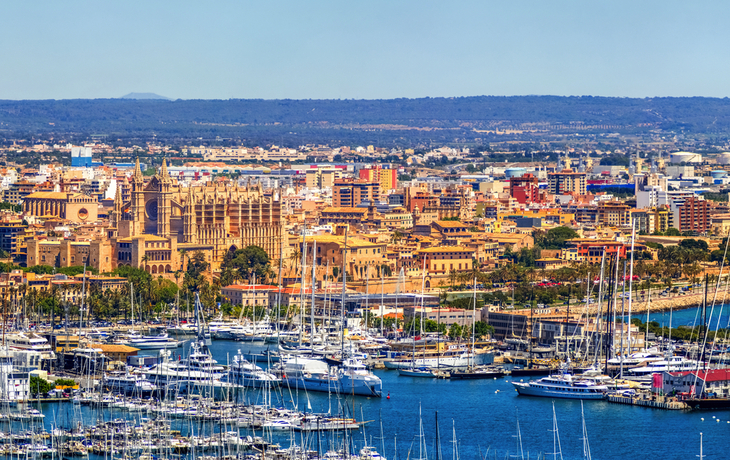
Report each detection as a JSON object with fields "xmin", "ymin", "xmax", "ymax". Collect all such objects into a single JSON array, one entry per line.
[
  {"xmin": 119, "ymin": 92, "xmax": 170, "ymax": 100},
  {"xmin": 2, "ymin": 96, "xmax": 730, "ymax": 146}
]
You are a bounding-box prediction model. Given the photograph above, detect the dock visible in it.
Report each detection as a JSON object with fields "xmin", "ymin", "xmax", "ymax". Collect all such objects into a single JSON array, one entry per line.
[{"xmin": 607, "ymin": 394, "xmax": 689, "ymax": 410}]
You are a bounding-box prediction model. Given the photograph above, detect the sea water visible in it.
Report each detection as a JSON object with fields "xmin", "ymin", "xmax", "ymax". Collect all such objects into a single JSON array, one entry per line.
[{"xmin": 28, "ymin": 340, "xmax": 730, "ymax": 460}]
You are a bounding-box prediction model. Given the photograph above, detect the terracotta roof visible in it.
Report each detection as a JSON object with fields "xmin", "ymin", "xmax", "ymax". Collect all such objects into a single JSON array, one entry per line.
[
  {"xmin": 417, "ymin": 246, "xmax": 472, "ymax": 253},
  {"xmin": 223, "ymin": 284, "xmax": 279, "ymax": 291},
  {"xmin": 433, "ymin": 220, "xmax": 467, "ymax": 228},
  {"xmin": 322, "ymin": 207, "xmax": 368, "ymax": 214},
  {"xmin": 26, "ymin": 192, "xmax": 69, "ymax": 199},
  {"xmin": 91, "ymin": 344, "xmax": 140, "ymax": 353}
]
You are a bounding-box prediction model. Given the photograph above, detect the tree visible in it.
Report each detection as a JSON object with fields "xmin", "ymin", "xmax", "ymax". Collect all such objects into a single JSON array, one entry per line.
[
  {"xmin": 533, "ymin": 227, "xmax": 579, "ymax": 250},
  {"xmin": 665, "ymin": 228, "xmax": 682, "ymax": 236},
  {"xmin": 221, "ymin": 246, "xmax": 271, "ymax": 283},
  {"xmin": 30, "ymin": 376, "xmax": 53, "ymax": 396}
]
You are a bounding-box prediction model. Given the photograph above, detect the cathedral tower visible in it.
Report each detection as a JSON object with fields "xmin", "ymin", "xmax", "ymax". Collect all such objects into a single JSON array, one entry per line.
[
  {"xmin": 157, "ymin": 158, "xmax": 172, "ymax": 238},
  {"xmin": 131, "ymin": 158, "xmax": 145, "ymax": 235}
]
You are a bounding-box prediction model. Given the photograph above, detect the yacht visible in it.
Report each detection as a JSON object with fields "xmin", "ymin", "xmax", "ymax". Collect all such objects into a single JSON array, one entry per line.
[
  {"xmin": 179, "ymin": 341, "xmax": 227, "ymax": 377},
  {"xmin": 384, "ymin": 344, "xmax": 493, "ymax": 370},
  {"xmin": 624, "ymin": 355, "xmax": 704, "ymax": 382},
  {"xmin": 607, "ymin": 348, "xmax": 665, "ymax": 367},
  {"xmin": 125, "ymin": 333, "xmax": 183, "ymax": 350},
  {"xmin": 338, "ymin": 357, "xmax": 383, "ymax": 396},
  {"xmin": 103, "ymin": 371, "xmax": 158, "ymax": 395},
  {"xmin": 275, "ymin": 356, "xmax": 382, "ymax": 397},
  {"xmin": 143, "ymin": 349, "xmax": 221, "ymax": 385},
  {"xmin": 225, "ymin": 351, "xmax": 280, "ymax": 388},
  {"xmin": 512, "ymin": 373, "xmax": 608, "ymax": 399},
  {"xmin": 5, "ymin": 332, "xmax": 55, "ymax": 360}
]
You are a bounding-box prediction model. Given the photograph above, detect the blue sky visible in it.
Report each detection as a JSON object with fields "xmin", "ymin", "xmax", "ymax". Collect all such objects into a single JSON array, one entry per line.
[{"xmin": 1, "ymin": 1, "xmax": 728, "ymax": 100}]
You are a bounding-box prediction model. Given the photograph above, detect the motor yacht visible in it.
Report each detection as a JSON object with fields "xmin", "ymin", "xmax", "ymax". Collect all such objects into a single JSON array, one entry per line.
[
  {"xmin": 225, "ymin": 350, "xmax": 280, "ymax": 388},
  {"xmin": 125, "ymin": 333, "xmax": 183, "ymax": 350},
  {"xmin": 5, "ymin": 332, "xmax": 55, "ymax": 360},
  {"xmin": 274, "ymin": 356, "xmax": 382, "ymax": 397},
  {"xmin": 624, "ymin": 355, "xmax": 704, "ymax": 382},
  {"xmin": 512, "ymin": 373, "xmax": 608, "ymax": 399}
]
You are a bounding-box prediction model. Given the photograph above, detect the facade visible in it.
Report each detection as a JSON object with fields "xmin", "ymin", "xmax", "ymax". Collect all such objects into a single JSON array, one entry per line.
[
  {"xmin": 333, "ymin": 179, "xmax": 380, "ymax": 207},
  {"xmin": 676, "ymin": 196, "xmax": 712, "ymax": 234},
  {"xmin": 26, "ymin": 239, "xmax": 113, "ymax": 272},
  {"xmin": 402, "ymin": 307, "xmax": 479, "ymax": 328},
  {"xmin": 111, "ymin": 159, "xmax": 283, "ymax": 273},
  {"xmin": 597, "ymin": 201, "xmax": 630, "ymax": 227},
  {"xmin": 417, "ymin": 246, "xmax": 474, "ymax": 274},
  {"xmin": 631, "ymin": 207, "xmax": 670, "ymax": 234},
  {"xmin": 0, "ymin": 220, "xmax": 27, "ymax": 256},
  {"xmin": 509, "ymin": 174, "xmax": 541, "ymax": 204},
  {"xmin": 548, "ymin": 169, "xmax": 587, "ymax": 195},
  {"xmin": 306, "ymin": 168, "xmax": 341, "ymax": 189},
  {"xmin": 359, "ymin": 166, "xmax": 397, "ymax": 194},
  {"xmin": 23, "ymin": 192, "xmax": 98, "ymax": 223},
  {"xmin": 661, "ymin": 369, "xmax": 730, "ymax": 398},
  {"xmin": 221, "ymin": 284, "xmax": 276, "ymax": 307}
]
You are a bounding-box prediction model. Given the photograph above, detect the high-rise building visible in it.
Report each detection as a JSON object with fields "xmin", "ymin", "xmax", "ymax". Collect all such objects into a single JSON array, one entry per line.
[
  {"xmin": 676, "ymin": 196, "xmax": 712, "ymax": 234},
  {"xmin": 359, "ymin": 165, "xmax": 397, "ymax": 194},
  {"xmin": 333, "ymin": 178, "xmax": 380, "ymax": 207},
  {"xmin": 548, "ymin": 169, "xmax": 586, "ymax": 195}
]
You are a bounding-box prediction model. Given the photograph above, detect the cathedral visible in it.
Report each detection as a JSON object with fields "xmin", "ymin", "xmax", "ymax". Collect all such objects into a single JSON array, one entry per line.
[{"xmin": 110, "ymin": 159, "xmax": 283, "ymax": 274}]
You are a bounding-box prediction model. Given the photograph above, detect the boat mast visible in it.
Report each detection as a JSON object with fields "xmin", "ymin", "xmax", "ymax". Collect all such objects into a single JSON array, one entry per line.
[
  {"xmin": 298, "ymin": 222, "xmax": 307, "ymax": 348},
  {"xmin": 619, "ymin": 261, "xmax": 626, "ymax": 379},
  {"xmin": 626, "ymin": 219, "xmax": 636, "ymax": 354},
  {"xmin": 340, "ymin": 227, "xmax": 349, "ymax": 356},
  {"xmin": 310, "ymin": 239, "xmax": 316, "ymax": 347},
  {"xmin": 276, "ymin": 200, "xmax": 284, "ymax": 344},
  {"xmin": 594, "ymin": 248, "xmax": 606, "ymax": 368},
  {"xmin": 80, "ymin": 263, "xmax": 86, "ymax": 335},
  {"xmin": 471, "ymin": 277, "xmax": 476, "ymax": 368}
]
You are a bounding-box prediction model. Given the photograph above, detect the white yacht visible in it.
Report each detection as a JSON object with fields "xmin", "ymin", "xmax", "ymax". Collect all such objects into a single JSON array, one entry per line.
[
  {"xmin": 103, "ymin": 371, "xmax": 158, "ymax": 395},
  {"xmin": 179, "ymin": 341, "xmax": 227, "ymax": 377},
  {"xmin": 275, "ymin": 356, "xmax": 382, "ymax": 397},
  {"xmin": 513, "ymin": 373, "xmax": 608, "ymax": 399},
  {"xmin": 607, "ymin": 348, "xmax": 664, "ymax": 367},
  {"xmin": 125, "ymin": 333, "xmax": 183, "ymax": 350},
  {"xmin": 384, "ymin": 344, "xmax": 493, "ymax": 370},
  {"xmin": 226, "ymin": 350, "xmax": 280, "ymax": 387},
  {"xmin": 624, "ymin": 355, "xmax": 704, "ymax": 382},
  {"xmin": 6, "ymin": 332, "xmax": 55, "ymax": 360}
]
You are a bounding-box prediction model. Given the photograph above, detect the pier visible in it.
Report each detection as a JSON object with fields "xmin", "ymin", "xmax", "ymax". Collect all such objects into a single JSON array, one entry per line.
[{"xmin": 607, "ymin": 394, "xmax": 689, "ymax": 410}]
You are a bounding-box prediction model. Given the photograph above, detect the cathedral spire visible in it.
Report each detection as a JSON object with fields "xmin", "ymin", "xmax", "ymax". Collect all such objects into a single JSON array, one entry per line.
[
  {"xmin": 133, "ymin": 157, "xmax": 143, "ymax": 183},
  {"xmin": 160, "ymin": 158, "xmax": 170, "ymax": 182},
  {"xmin": 114, "ymin": 184, "xmax": 122, "ymax": 207}
]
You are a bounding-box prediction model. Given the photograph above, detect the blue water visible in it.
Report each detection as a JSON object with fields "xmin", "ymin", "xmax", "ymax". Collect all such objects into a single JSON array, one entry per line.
[
  {"xmin": 630, "ymin": 305, "xmax": 730, "ymax": 330},
  {"xmin": 26, "ymin": 340, "xmax": 730, "ymax": 459}
]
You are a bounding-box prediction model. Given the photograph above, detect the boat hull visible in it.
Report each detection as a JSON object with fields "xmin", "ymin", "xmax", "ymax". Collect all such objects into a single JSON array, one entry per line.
[{"xmin": 512, "ymin": 382, "xmax": 606, "ymax": 400}]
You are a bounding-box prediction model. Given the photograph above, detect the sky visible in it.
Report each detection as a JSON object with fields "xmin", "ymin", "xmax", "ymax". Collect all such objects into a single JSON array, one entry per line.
[{"xmin": 2, "ymin": 1, "xmax": 729, "ymax": 100}]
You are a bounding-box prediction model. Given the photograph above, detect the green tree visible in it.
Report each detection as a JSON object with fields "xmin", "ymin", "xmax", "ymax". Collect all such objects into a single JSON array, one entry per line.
[
  {"xmin": 533, "ymin": 226, "xmax": 579, "ymax": 250},
  {"xmin": 221, "ymin": 245, "xmax": 271, "ymax": 283},
  {"xmin": 30, "ymin": 376, "xmax": 53, "ymax": 396}
]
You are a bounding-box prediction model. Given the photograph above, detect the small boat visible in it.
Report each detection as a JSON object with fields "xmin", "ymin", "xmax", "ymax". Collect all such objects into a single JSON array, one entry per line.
[
  {"xmin": 397, "ymin": 367, "xmax": 436, "ymax": 378},
  {"xmin": 450, "ymin": 365, "xmax": 509, "ymax": 380},
  {"xmin": 509, "ymin": 364, "xmax": 554, "ymax": 377}
]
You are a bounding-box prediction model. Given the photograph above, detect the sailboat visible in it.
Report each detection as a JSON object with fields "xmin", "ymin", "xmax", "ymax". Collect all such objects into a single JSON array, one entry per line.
[
  {"xmin": 398, "ymin": 263, "xmax": 435, "ymax": 378},
  {"xmin": 450, "ymin": 278, "xmax": 507, "ymax": 380}
]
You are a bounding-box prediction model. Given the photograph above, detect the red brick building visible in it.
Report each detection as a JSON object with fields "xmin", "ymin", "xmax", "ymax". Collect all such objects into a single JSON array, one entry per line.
[{"xmin": 677, "ymin": 197, "xmax": 712, "ymax": 233}]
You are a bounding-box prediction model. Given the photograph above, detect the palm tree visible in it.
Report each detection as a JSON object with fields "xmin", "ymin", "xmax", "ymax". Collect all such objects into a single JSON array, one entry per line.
[
  {"xmin": 179, "ymin": 249, "xmax": 188, "ymax": 272},
  {"xmin": 141, "ymin": 255, "xmax": 150, "ymax": 272},
  {"xmin": 289, "ymin": 249, "xmax": 302, "ymax": 276}
]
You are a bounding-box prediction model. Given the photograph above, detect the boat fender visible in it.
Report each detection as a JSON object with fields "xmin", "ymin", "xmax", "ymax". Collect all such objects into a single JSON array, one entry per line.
[{"xmin": 282, "ymin": 374, "xmax": 286, "ymax": 379}]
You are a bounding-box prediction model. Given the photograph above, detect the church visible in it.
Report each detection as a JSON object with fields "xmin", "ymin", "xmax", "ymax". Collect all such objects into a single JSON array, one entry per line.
[{"xmin": 110, "ymin": 159, "xmax": 283, "ymax": 274}]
